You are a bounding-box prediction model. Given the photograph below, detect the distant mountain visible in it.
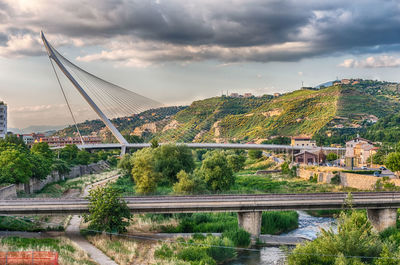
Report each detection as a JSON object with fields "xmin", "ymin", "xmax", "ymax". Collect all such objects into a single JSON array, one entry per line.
[
  {"xmin": 9, "ymin": 125, "xmax": 66, "ymax": 134},
  {"xmin": 54, "ymin": 79, "xmax": 400, "ymax": 144}
]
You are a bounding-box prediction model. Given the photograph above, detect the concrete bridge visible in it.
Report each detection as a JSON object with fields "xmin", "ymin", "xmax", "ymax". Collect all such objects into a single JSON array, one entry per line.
[
  {"xmin": 1, "ymin": 192, "xmax": 398, "ymax": 238},
  {"xmin": 51, "ymin": 142, "xmax": 345, "ymax": 153}
]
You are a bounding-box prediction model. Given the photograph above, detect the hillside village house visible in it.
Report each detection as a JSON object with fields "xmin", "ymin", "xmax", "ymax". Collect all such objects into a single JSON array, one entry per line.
[
  {"xmin": 291, "ymin": 136, "xmax": 317, "ymax": 147},
  {"xmin": 345, "ymin": 137, "xmax": 378, "ymax": 168},
  {"xmin": 294, "ymin": 149, "xmax": 326, "ymax": 164}
]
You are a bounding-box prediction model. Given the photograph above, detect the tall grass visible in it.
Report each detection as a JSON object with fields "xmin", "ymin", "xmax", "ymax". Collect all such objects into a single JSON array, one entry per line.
[{"xmin": 261, "ymin": 211, "xmax": 299, "ymax": 234}]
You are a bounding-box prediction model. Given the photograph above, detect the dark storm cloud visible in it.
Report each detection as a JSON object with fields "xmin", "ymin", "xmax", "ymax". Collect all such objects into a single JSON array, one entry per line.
[{"xmin": 2, "ymin": 0, "xmax": 400, "ymax": 64}]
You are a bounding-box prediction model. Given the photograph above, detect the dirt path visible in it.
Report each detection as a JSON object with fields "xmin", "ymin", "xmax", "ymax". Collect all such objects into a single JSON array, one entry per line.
[{"xmin": 65, "ymin": 172, "xmax": 120, "ymax": 265}]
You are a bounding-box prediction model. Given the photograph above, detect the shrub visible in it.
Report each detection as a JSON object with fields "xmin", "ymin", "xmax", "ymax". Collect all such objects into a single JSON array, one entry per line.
[
  {"xmin": 248, "ymin": 150, "xmax": 263, "ymax": 159},
  {"xmin": 222, "ymin": 228, "xmax": 251, "ymax": 248}
]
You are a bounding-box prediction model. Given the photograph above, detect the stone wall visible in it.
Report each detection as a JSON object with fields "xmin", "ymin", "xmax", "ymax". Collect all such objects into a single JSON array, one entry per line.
[
  {"xmin": 297, "ymin": 166, "xmax": 400, "ymax": 190},
  {"xmin": 14, "ymin": 160, "xmax": 110, "ymax": 194},
  {"xmin": 0, "ymin": 185, "xmax": 17, "ymax": 199}
]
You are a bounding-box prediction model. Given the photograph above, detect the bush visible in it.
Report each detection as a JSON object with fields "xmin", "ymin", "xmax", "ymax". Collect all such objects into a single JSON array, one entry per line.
[
  {"xmin": 330, "ymin": 174, "xmax": 341, "ymax": 185},
  {"xmin": 248, "ymin": 150, "xmax": 263, "ymax": 159},
  {"xmin": 222, "ymin": 228, "xmax": 251, "ymax": 248}
]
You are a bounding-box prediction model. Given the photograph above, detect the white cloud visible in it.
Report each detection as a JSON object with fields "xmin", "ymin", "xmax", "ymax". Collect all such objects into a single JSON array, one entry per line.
[{"xmin": 340, "ymin": 55, "xmax": 400, "ymax": 68}]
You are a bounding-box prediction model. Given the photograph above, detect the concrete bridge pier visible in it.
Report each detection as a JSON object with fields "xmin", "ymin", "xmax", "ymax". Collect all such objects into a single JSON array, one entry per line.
[
  {"xmin": 238, "ymin": 211, "xmax": 262, "ymax": 239},
  {"xmin": 367, "ymin": 208, "xmax": 398, "ymax": 232}
]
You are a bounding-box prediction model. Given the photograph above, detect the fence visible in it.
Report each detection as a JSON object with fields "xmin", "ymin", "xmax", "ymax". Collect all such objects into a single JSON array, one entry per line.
[{"xmin": 0, "ymin": 251, "xmax": 58, "ymax": 265}]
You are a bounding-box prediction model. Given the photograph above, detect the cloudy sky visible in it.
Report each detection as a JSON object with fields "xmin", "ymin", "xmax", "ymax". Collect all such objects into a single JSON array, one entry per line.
[{"xmin": 2, "ymin": 0, "xmax": 400, "ymax": 129}]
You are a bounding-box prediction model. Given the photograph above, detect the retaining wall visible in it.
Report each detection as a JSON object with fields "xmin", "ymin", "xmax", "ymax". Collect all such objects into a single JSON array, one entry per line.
[
  {"xmin": 9, "ymin": 161, "xmax": 110, "ymax": 196},
  {"xmin": 0, "ymin": 185, "xmax": 17, "ymax": 199},
  {"xmin": 297, "ymin": 167, "xmax": 400, "ymax": 190}
]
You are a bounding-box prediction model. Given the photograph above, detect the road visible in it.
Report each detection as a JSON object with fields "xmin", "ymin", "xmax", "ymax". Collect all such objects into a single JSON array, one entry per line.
[{"xmin": 1, "ymin": 192, "xmax": 400, "ymax": 215}]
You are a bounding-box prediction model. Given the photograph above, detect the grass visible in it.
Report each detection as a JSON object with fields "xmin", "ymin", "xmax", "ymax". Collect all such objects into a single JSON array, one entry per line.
[
  {"xmin": 0, "ymin": 236, "xmax": 96, "ymax": 265},
  {"xmin": 261, "ymin": 211, "xmax": 298, "ymax": 234},
  {"xmin": 157, "ymin": 212, "xmax": 298, "ymax": 235},
  {"xmin": 87, "ymin": 234, "xmax": 161, "ymax": 265},
  {"xmin": 0, "ymin": 216, "xmax": 44, "ymax": 232},
  {"xmin": 230, "ymin": 172, "xmax": 339, "ymax": 194}
]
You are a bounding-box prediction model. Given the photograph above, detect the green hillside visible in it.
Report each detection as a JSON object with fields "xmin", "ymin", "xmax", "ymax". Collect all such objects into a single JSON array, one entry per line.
[{"xmin": 55, "ymin": 79, "xmax": 400, "ymax": 144}]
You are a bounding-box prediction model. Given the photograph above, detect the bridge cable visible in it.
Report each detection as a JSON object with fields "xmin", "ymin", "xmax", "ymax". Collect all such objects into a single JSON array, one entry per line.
[{"xmin": 48, "ymin": 57, "xmax": 85, "ymax": 145}]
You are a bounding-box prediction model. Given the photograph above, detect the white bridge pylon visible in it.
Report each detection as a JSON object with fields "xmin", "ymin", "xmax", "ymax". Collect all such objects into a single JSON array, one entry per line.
[{"xmin": 41, "ymin": 31, "xmax": 153, "ymax": 155}]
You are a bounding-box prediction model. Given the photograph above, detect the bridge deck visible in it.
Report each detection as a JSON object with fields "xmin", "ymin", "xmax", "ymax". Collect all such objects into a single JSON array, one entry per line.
[{"xmin": 1, "ymin": 192, "xmax": 399, "ymax": 215}]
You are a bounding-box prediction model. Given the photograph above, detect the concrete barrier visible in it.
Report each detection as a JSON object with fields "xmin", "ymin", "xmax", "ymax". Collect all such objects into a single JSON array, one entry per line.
[
  {"xmin": 14, "ymin": 161, "xmax": 110, "ymax": 194},
  {"xmin": 0, "ymin": 185, "xmax": 17, "ymax": 199}
]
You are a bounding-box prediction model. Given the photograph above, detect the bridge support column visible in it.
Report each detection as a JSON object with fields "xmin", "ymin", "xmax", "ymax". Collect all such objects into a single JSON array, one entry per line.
[
  {"xmin": 367, "ymin": 208, "xmax": 397, "ymax": 232},
  {"xmin": 238, "ymin": 211, "xmax": 262, "ymax": 239}
]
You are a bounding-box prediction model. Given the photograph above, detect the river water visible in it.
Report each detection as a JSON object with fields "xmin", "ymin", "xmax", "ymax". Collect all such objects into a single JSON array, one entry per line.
[{"xmin": 231, "ymin": 211, "xmax": 336, "ymax": 265}]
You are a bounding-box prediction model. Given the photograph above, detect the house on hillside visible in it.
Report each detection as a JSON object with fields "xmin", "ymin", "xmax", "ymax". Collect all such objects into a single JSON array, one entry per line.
[
  {"xmin": 294, "ymin": 149, "xmax": 326, "ymax": 164},
  {"xmin": 345, "ymin": 137, "xmax": 378, "ymax": 168},
  {"xmin": 291, "ymin": 136, "xmax": 317, "ymax": 147}
]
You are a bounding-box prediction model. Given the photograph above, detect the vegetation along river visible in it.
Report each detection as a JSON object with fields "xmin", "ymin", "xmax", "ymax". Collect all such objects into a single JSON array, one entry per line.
[{"xmin": 231, "ymin": 211, "xmax": 336, "ymax": 265}]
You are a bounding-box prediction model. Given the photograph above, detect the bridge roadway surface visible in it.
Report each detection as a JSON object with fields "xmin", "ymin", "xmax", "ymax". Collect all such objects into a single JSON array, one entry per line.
[
  {"xmin": 1, "ymin": 192, "xmax": 399, "ymax": 215},
  {"xmin": 51, "ymin": 142, "xmax": 345, "ymax": 152}
]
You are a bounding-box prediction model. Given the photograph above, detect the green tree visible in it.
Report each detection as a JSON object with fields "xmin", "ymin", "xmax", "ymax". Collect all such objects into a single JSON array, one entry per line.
[
  {"xmin": 154, "ymin": 144, "xmax": 195, "ymax": 183},
  {"xmin": 131, "ymin": 148, "xmax": 158, "ymax": 194},
  {"xmin": 84, "ymin": 185, "xmax": 131, "ymax": 236},
  {"xmin": 326, "ymin": 153, "xmax": 338, "ymax": 161},
  {"xmin": 52, "ymin": 158, "xmax": 70, "ymax": 176},
  {"xmin": 59, "ymin": 144, "xmax": 79, "ymax": 164},
  {"xmin": 124, "ymin": 135, "xmax": 144, "ymax": 143},
  {"xmin": 227, "ymin": 154, "xmax": 245, "ymax": 172},
  {"xmin": 0, "ymin": 149, "xmax": 32, "ymax": 184},
  {"xmin": 385, "ymin": 152, "xmax": 400, "ymax": 172},
  {"xmin": 117, "ymin": 154, "xmax": 132, "ymax": 176},
  {"xmin": 200, "ymin": 151, "xmax": 234, "ymax": 191},
  {"xmin": 173, "ymin": 170, "xmax": 195, "ymax": 195},
  {"xmin": 76, "ymin": 150, "xmax": 91, "ymax": 165},
  {"xmin": 248, "ymin": 149, "xmax": 262, "ymax": 159},
  {"xmin": 31, "ymin": 142, "xmax": 54, "ymax": 160},
  {"xmin": 30, "ymin": 153, "xmax": 52, "ymax": 179}
]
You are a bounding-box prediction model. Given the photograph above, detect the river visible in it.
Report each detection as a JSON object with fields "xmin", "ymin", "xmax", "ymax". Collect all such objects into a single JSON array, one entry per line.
[{"xmin": 231, "ymin": 211, "xmax": 336, "ymax": 265}]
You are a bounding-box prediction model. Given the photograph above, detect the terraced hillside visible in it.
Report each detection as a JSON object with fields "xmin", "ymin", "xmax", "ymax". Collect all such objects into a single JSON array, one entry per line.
[{"xmin": 55, "ymin": 80, "xmax": 400, "ymax": 144}]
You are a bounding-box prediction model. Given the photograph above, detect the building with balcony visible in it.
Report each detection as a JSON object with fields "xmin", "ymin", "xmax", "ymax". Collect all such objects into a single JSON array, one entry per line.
[{"xmin": 0, "ymin": 102, "xmax": 7, "ymax": 139}]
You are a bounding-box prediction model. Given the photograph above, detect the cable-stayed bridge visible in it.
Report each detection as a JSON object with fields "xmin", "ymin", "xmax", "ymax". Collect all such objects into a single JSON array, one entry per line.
[{"xmin": 41, "ymin": 32, "xmax": 344, "ymax": 154}]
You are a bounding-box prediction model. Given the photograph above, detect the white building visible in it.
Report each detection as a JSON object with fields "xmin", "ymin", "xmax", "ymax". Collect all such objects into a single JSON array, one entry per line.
[
  {"xmin": 291, "ymin": 136, "xmax": 316, "ymax": 147},
  {"xmin": 0, "ymin": 102, "xmax": 7, "ymax": 138}
]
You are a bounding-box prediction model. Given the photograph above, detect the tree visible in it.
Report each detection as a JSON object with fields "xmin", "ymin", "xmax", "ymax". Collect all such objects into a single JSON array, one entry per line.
[
  {"xmin": 30, "ymin": 153, "xmax": 52, "ymax": 179},
  {"xmin": 173, "ymin": 170, "xmax": 196, "ymax": 195},
  {"xmin": 154, "ymin": 144, "xmax": 195, "ymax": 183},
  {"xmin": 248, "ymin": 149, "xmax": 262, "ymax": 159},
  {"xmin": 200, "ymin": 151, "xmax": 234, "ymax": 191},
  {"xmin": 76, "ymin": 150, "xmax": 91, "ymax": 165},
  {"xmin": 227, "ymin": 154, "xmax": 245, "ymax": 172},
  {"xmin": 59, "ymin": 144, "xmax": 79, "ymax": 164},
  {"xmin": 385, "ymin": 152, "xmax": 400, "ymax": 172},
  {"xmin": 52, "ymin": 158, "xmax": 70, "ymax": 176},
  {"xmin": 84, "ymin": 185, "xmax": 132, "ymax": 236},
  {"xmin": 117, "ymin": 154, "xmax": 132, "ymax": 176},
  {"xmin": 131, "ymin": 148, "xmax": 158, "ymax": 194},
  {"xmin": 173, "ymin": 170, "xmax": 206, "ymax": 195},
  {"xmin": 326, "ymin": 153, "xmax": 338, "ymax": 162},
  {"xmin": 0, "ymin": 149, "xmax": 32, "ymax": 184},
  {"xmin": 31, "ymin": 142, "xmax": 54, "ymax": 160}
]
